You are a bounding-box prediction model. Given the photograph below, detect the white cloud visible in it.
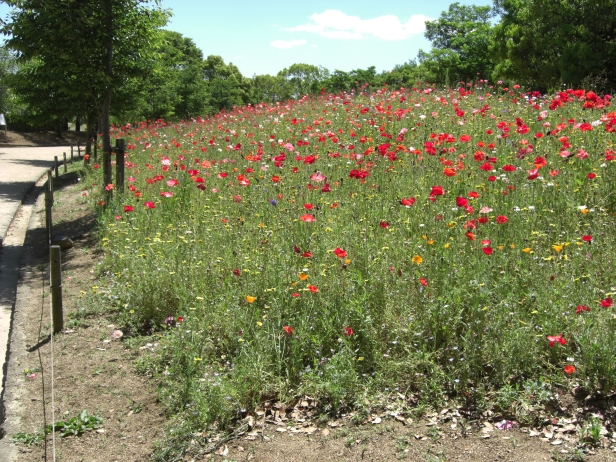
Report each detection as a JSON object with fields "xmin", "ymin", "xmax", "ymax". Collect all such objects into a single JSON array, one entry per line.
[
  {"xmin": 270, "ymin": 39, "xmax": 308, "ymax": 49},
  {"xmin": 288, "ymin": 9, "xmax": 432, "ymax": 41}
]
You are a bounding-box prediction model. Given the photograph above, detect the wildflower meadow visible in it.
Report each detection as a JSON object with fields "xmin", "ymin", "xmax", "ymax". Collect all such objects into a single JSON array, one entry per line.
[{"xmin": 87, "ymin": 83, "xmax": 616, "ymax": 446}]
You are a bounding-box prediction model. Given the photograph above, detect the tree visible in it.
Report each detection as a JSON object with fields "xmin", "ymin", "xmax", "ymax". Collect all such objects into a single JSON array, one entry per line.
[
  {"xmin": 0, "ymin": 46, "xmax": 18, "ymax": 116},
  {"xmin": 203, "ymin": 55, "xmax": 251, "ymax": 112},
  {"xmin": 3, "ymin": 0, "xmax": 167, "ymax": 167},
  {"xmin": 492, "ymin": 0, "xmax": 616, "ymax": 91},
  {"xmin": 419, "ymin": 2, "xmax": 496, "ymax": 84},
  {"xmin": 277, "ymin": 63, "xmax": 328, "ymax": 97},
  {"xmin": 134, "ymin": 30, "xmax": 209, "ymax": 121}
]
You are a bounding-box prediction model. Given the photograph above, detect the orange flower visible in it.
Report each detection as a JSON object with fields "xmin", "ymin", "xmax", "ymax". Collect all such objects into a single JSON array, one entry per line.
[
  {"xmin": 298, "ymin": 273, "xmax": 309, "ymax": 281},
  {"xmin": 563, "ymin": 365, "xmax": 575, "ymax": 375},
  {"xmin": 246, "ymin": 296, "xmax": 256, "ymax": 304},
  {"xmin": 283, "ymin": 325, "xmax": 294, "ymax": 335}
]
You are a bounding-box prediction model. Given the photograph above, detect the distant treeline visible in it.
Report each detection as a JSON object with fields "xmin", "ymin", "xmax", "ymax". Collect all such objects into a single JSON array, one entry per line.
[{"xmin": 1, "ymin": 1, "xmax": 615, "ymax": 130}]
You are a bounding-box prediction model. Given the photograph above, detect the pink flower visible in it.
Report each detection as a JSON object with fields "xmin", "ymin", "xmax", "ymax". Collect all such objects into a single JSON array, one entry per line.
[
  {"xmin": 144, "ymin": 201, "xmax": 155, "ymax": 209},
  {"xmin": 547, "ymin": 334, "xmax": 566, "ymax": 347},
  {"xmin": 300, "ymin": 214, "xmax": 315, "ymax": 222}
]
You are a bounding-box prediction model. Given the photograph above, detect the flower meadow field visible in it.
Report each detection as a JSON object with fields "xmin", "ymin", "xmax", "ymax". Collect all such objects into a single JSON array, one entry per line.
[{"xmin": 87, "ymin": 84, "xmax": 616, "ymax": 449}]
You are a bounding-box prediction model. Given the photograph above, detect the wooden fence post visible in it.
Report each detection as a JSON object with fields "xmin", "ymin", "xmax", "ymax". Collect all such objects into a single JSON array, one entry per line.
[
  {"xmin": 70, "ymin": 146, "xmax": 74, "ymax": 162},
  {"xmin": 54, "ymin": 156, "xmax": 59, "ymax": 178},
  {"xmin": 45, "ymin": 170, "xmax": 53, "ymax": 246},
  {"xmin": 63, "ymin": 152, "xmax": 67, "ymax": 173},
  {"xmin": 50, "ymin": 245, "xmax": 64, "ymax": 334},
  {"xmin": 115, "ymin": 138, "xmax": 125, "ymax": 194}
]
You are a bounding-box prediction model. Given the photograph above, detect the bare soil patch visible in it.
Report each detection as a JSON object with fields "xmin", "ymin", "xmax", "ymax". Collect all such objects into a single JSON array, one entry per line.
[
  {"xmin": 0, "ymin": 130, "xmax": 87, "ymax": 148},
  {"xmin": 5, "ymin": 163, "xmax": 616, "ymax": 461}
]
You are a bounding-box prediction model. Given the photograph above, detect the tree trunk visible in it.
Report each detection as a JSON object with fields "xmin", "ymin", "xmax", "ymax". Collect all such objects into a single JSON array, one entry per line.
[
  {"xmin": 102, "ymin": 0, "xmax": 113, "ymax": 193},
  {"xmin": 85, "ymin": 112, "xmax": 94, "ymax": 155},
  {"xmin": 75, "ymin": 116, "xmax": 81, "ymax": 132}
]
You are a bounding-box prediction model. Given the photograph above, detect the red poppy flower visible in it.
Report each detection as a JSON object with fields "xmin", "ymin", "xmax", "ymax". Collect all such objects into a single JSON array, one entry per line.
[
  {"xmin": 482, "ymin": 247, "xmax": 493, "ymax": 255},
  {"xmin": 465, "ymin": 232, "xmax": 475, "ymax": 240},
  {"xmin": 343, "ymin": 326, "xmax": 354, "ymax": 336},
  {"xmin": 478, "ymin": 216, "xmax": 489, "ymax": 224},
  {"xmin": 430, "ymin": 186, "xmax": 444, "ymax": 196},
  {"xmin": 283, "ymin": 325, "xmax": 294, "ymax": 335},
  {"xmin": 533, "ymin": 157, "xmax": 547, "ymax": 169},
  {"xmin": 587, "ymin": 173, "xmax": 596, "ymax": 179},
  {"xmin": 271, "ymin": 175, "xmax": 281, "ymax": 182},
  {"xmin": 400, "ymin": 197, "xmax": 416, "ymax": 207},
  {"xmin": 496, "ymin": 215, "xmax": 509, "ymax": 224},
  {"xmin": 233, "ymin": 269, "xmax": 241, "ymax": 276},
  {"xmin": 419, "ymin": 278, "xmax": 428, "ymax": 287},
  {"xmin": 333, "ymin": 247, "xmax": 347, "ymax": 258},
  {"xmin": 300, "ymin": 214, "xmax": 315, "ymax": 222},
  {"xmin": 456, "ymin": 196, "xmax": 468, "ymax": 207},
  {"xmin": 379, "ymin": 221, "xmax": 390, "ymax": 228},
  {"xmin": 443, "ymin": 167, "xmax": 457, "ymax": 177},
  {"xmin": 487, "ymin": 175, "xmax": 496, "ymax": 182},
  {"xmin": 581, "ymin": 235, "xmax": 592, "ymax": 242},
  {"xmin": 304, "ymin": 203, "xmax": 314, "ymax": 210},
  {"xmin": 144, "ymin": 201, "xmax": 156, "ymax": 209},
  {"xmin": 547, "ymin": 334, "xmax": 566, "ymax": 347},
  {"xmin": 308, "ymin": 285, "xmax": 319, "ymax": 293},
  {"xmin": 563, "ymin": 365, "xmax": 575, "ymax": 375},
  {"xmin": 576, "ymin": 305, "xmax": 590, "ymax": 314},
  {"xmin": 301, "ymin": 251, "xmax": 312, "ymax": 258},
  {"xmin": 502, "ymin": 165, "xmax": 516, "ymax": 172},
  {"xmin": 177, "ymin": 316, "xmax": 184, "ymax": 323},
  {"xmin": 459, "ymin": 134, "xmax": 471, "ymax": 142},
  {"xmin": 292, "ymin": 293, "xmax": 300, "ymax": 298},
  {"xmin": 468, "ymin": 191, "xmax": 480, "ymax": 198},
  {"xmin": 600, "ymin": 298, "xmax": 613, "ymax": 308},
  {"xmin": 124, "ymin": 205, "xmax": 134, "ymax": 212}
]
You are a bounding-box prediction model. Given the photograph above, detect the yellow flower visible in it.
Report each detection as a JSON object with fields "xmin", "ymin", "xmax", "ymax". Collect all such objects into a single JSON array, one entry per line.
[
  {"xmin": 412, "ymin": 255, "xmax": 423, "ymax": 265},
  {"xmin": 552, "ymin": 245, "xmax": 563, "ymax": 252},
  {"xmin": 522, "ymin": 247, "xmax": 531, "ymax": 253},
  {"xmin": 246, "ymin": 295, "xmax": 257, "ymax": 304}
]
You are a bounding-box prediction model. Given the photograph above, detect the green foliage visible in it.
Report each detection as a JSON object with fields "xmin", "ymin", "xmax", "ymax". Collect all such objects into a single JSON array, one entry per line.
[
  {"xmin": 420, "ymin": 2, "xmax": 496, "ymax": 84},
  {"xmin": 3, "ymin": 0, "xmax": 168, "ymax": 134},
  {"xmin": 492, "ymin": 0, "xmax": 616, "ymax": 91},
  {"xmin": 277, "ymin": 63, "xmax": 329, "ymax": 97},
  {"xmin": 45, "ymin": 410, "xmax": 103, "ymax": 437},
  {"xmin": 12, "ymin": 431, "xmax": 44, "ymax": 446}
]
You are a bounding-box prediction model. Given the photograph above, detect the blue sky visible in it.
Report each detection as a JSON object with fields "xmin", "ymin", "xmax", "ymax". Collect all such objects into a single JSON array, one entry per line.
[{"xmin": 0, "ymin": 0, "xmax": 494, "ymax": 77}]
